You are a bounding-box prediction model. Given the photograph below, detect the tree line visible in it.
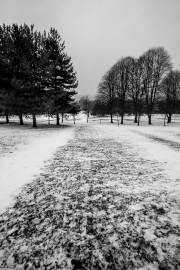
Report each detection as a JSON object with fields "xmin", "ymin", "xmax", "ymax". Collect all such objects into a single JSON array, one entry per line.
[
  {"xmin": 0, "ymin": 23, "xmax": 80, "ymax": 127},
  {"xmin": 86, "ymin": 47, "xmax": 180, "ymax": 125}
]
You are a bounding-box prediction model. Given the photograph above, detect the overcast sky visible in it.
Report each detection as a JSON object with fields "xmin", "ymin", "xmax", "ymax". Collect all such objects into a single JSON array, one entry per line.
[{"xmin": 0, "ymin": 0, "xmax": 180, "ymax": 96}]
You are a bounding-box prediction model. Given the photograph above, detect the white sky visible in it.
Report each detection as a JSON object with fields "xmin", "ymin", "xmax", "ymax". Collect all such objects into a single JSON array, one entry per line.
[{"xmin": 0, "ymin": 0, "xmax": 180, "ymax": 95}]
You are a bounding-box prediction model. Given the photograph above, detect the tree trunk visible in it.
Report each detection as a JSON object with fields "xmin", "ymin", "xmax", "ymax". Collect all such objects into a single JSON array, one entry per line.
[
  {"xmin": 117, "ymin": 115, "xmax": 119, "ymax": 126},
  {"xmin": 110, "ymin": 113, "xmax": 113, "ymax": 123},
  {"xmin": 134, "ymin": 113, "xmax": 138, "ymax": 123},
  {"xmin": 32, "ymin": 113, "xmax": 37, "ymax": 127},
  {"xmin": 73, "ymin": 115, "xmax": 75, "ymax": 124},
  {"xmin": 61, "ymin": 113, "xmax": 64, "ymax": 123},
  {"xmin": 87, "ymin": 114, "xmax": 88, "ymax": 123},
  {"xmin": 19, "ymin": 112, "xmax": 24, "ymax": 125},
  {"xmin": 56, "ymin": 113, "xmax": 60, "ymax": 126},
  {"xmin": 48, "ymin": 111, "xmax": 50, "ymax": 125},
  {"xmin": 167, "ymin": 114, "xmax": 172, "ymax": 123},
  {"xmin": 138, "ymin": 116, "xmax": 140, "ymax": 126},
  {"xmin": 148, "ymin": 114, "xmax": 152, "ymax": 124},
  {"xmin": 164, "ymin": 115, "xmax": 166, "ymax": 126},
  {"xmin": 121, "ymin": 114, "xmax": 124, "ymax": 124},
  {"xmin": 5, "ymin": 111, "xmax": 9, "ymax": 123}
]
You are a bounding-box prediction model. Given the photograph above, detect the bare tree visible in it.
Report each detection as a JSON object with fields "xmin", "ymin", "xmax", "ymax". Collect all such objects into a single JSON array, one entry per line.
[
  {"xmin": 97, "ymin": 69, "xmax": 116, "ymax": 123},
  {"xmin": 141, "ymin": 47, "xmax": 172, "ymax": 124},
  {"xmin": 127, "ymin": 56, "xmax": 146, "ymax": 123},
  {"xmin": 158, "ymin": 70, "xmax": 180, "ymax": 123},
  {"xmin": 112, "ymin": 57, "xmax": 131, "ymax": 124}
]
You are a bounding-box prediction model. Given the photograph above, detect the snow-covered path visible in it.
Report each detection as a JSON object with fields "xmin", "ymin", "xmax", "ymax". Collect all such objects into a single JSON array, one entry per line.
[
  {"xmin": 100, "ymin": 123, "xmax": 180, "ymax": 199},
  {"xmin": 0, "ymin": 122, "xmax": 180, "ymax": 269},
  {"xmin": 0, "ymin": 124, "xmax": 75, "ymax": 213}
]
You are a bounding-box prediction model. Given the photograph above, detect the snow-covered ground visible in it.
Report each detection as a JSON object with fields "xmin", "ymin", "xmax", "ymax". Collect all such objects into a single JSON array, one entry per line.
[
  {"xmin": 0, "ymin": 121, "xmax": 75, "ymax": 213},
  {"xmin": 96, "ymin": 120, "xmax": 180, "ymax": 196},
  {"xmin": 0, "ymin": 115, "xmax": 180, "ymax": 269}
]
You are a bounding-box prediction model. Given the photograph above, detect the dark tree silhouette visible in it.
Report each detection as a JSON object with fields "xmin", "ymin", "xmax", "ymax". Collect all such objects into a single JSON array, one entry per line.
[
  {"xmin": 0, "ymin": 24, "xmax": 78, "ymax": 127},
  {"xmin": 141, "ymin": 47, "xmax": 172, "ymax": 124},
  {"xmin": 112, "ymin": 57, "xmax": 132, "ymax": 124},
  {"xmin": 127, "ymin": 56, "xmax": 146, "ymax": 123},
  {"xmin": 97, "ymin": 69, "xmax": 116, "ymax": 123},
  {"xmin": 158, "ymin": 70, "xmax": 180, "ymax": 124}
]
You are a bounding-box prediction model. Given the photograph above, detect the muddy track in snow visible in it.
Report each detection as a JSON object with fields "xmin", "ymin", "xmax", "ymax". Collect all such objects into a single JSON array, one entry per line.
[{"xmin": 0, "ymin": 124, "xmax": 180, "ymax": 269}]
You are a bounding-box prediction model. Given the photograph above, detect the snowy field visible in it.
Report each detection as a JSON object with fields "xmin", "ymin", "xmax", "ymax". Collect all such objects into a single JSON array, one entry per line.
[
  {"xmin": 0, "ymin": 115, "xmax": 180, "ymax": 269},
  {"xmin": 0, "ymin": 119, "xmax": 75, "ymax": 213}
]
